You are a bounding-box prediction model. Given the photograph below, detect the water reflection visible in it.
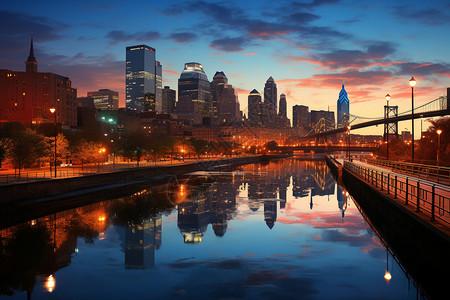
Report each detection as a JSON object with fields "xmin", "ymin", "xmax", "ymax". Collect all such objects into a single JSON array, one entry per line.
[{"xmin": 0, "ymin": 158, "xmax": 427, "ymax": 299}]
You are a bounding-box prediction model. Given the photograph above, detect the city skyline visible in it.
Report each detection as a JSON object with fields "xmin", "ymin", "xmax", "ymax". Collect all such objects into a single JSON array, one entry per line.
[{"xmin": 1, "ymin": 0, "xmax": 449, "ymax": 136}]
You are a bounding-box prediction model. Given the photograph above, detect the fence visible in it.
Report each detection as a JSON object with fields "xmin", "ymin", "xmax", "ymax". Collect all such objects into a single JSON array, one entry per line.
[
  {"xmin": 344, "ymin": 161, "xmax": 450, "ymax": 226},
  {"xmin": 366, "ymin": 158, "xmax": 450, "ymax": 185}
]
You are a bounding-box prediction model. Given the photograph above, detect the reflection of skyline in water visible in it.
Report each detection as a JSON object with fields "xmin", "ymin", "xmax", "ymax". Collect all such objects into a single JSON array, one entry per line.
[{"xmin": 0, "ymin": 158, "xmax": 424, "ymax": 299}]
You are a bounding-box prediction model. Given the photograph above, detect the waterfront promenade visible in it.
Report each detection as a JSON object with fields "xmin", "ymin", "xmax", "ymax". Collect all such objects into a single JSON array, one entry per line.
[{"xmin": 337, "ymin": 156, "xmax": 450, "ymax": 233}]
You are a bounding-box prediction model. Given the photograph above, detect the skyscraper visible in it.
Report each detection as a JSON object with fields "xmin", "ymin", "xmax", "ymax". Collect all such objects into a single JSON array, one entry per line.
[
  {"xmin": 293, "ymin": 105, "xmax": 310, "ymax": 129},
  {"xmin": 87, "ymin": 89, "xmax": 119, "ymax": 110},
  {"xmin": 178, "ymin": 62, "xmax": 211, "ymax": 123},
  {"xmin": 248, "ymin": 89, "xmax": 262, "ymax": 127},
  {"xmin": 337, "ymin": 80, "xmax": 350, "ymax": 128},
  {"xmin": 126, "ymin": 45, "xmax": 162, "ymax": 112},
  {"xmin": 264, "ymin": 77, "xmax": 277, "ymax": 112},
  {"xmin": 162, "ymin": 86, "xmax": 176, "ymax": 114},
  {"xmin": 211, "ymin": 71, "xmax": 228, "ymax": 124},
  {"xmin": 279, "ymin": 93, "xmax": 287, "ymax": 118},
  {"xmin": 211, "ymin": 71, "xmax": 240, "ymax": 125},
  {"xmin": 155, "ymin": 61, "xmax": 162, "ymax": 112}
]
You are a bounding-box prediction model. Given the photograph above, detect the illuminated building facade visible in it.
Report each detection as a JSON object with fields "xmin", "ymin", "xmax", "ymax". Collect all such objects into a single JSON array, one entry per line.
[
  {"xmin": 87, "ymin": 89, "xmax": 119, "ymax": 110},
  {"xmin": 0, "ymin": 36, "xmax": 77, "ymax": 127},
  {"xmin": 126, "ymin": 45, "xmax": 162, "ymax": 112},
  {"xmin": 337, "ymin": 80, "xmax": 350, "ymax": 128},
  {"xmin": 178, "ymin": 62, "xmax": 211, "ymax": 123},
  {"xmin": 293, "ymin": 105, "xmax": 309, "ymax": 129}
]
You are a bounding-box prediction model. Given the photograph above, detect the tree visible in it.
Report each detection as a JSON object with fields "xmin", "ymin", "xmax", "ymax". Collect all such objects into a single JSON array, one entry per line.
[
  {"xmin": 416, "ymin": 117, "xmax": 450, "ymax": 166},
  {"xmin": 146, "ymin": 135, "xmax": 175, "ymax": 162},
  {"xmin": 117, "ymin": 130, "xmax": 148, "ymax": 166},
  {"xmin": 45, "ymin": 133, "xmax": 70, "ymax": 170},
  {"xmin": 265, "ymin": 141, "xmax": 279, "ymax": 151},
  {"xmin": 8, "ymin": 129, "xmax": 48, "ymax": 175},
  {"xmin": 188, "ymin": 138, "xmax": 209, "ymax": 158},
  {"xmin": 0, "ymin": 122, "xmax": 26, "ymax": 168}
]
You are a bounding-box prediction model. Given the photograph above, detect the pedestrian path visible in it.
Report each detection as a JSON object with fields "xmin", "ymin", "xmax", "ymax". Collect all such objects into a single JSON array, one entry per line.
[{"xmin": 343, "ymin": 158, "xmax": 450, "ymax": 231}]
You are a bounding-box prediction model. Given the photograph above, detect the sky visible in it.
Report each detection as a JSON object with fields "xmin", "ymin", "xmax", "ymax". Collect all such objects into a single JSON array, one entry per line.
[{"xmin": 1, "ymin": 0, "xmax": 449, "ymax": 136}]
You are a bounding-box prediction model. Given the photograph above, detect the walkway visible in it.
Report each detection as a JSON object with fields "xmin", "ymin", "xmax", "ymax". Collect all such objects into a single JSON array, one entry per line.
[
  {"xmin": 0, "ymin": 156, "xmax": 228, "ymax": 185},
  {"xmin": 344, "ymin": 158, "xmax": 450, "ymax": 231}
]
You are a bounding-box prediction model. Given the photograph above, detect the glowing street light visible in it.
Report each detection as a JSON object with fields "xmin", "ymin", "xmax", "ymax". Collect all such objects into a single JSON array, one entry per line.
[
  {"xmin": 409, "ymin": 77, "xmax": 417, "ymax": 161},
  {"xmin": 437, "ymin": 129, "xmax": 442, "ymax": 165},
  {"xmin": 49, "ymin": 108, "xmax": 57, "ymax": 178}
]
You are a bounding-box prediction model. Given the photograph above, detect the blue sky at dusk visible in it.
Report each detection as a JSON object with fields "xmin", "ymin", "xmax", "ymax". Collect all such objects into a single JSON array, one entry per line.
[{"xmin": 1, "ymin": 0, "xmax": 449, "ymax": 135}]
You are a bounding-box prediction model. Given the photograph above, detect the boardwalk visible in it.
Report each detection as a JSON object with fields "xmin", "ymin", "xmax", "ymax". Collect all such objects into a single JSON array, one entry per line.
[{"xmin": 344, "ymin": 158, "xmax": 450, "ymax": 229}]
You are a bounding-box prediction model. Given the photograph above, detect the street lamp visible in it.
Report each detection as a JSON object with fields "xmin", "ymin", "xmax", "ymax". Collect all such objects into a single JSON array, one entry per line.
[
  {"xmin": 49, "ymin": 108, "xmax": 57, "ymax": 178},
  {"xmin": 437, "ymin": 129, "xmax": 442, "ymax": 165},
  {"xmin": 385, "ymin": 94, "xmax": 391, "ymax": 159},
  {"xmin": 409, "ymin": 77, "xmax": 417, "ymax": 161}
]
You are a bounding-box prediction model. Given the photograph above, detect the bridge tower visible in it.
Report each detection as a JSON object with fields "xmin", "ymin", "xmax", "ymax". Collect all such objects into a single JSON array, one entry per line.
[{"xmin": 384, "ymin": 105, "xmax": 398, "ymax": 141}]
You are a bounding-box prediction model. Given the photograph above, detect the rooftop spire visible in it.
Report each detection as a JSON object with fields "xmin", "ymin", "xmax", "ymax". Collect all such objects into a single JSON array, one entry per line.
[
  {"xmin": 25, "ymin": 33, "xmax": 38, "ymax": 72},
  {"xmin": 27, "ymin": 33, "xmax": 37, "ymax": 63}
]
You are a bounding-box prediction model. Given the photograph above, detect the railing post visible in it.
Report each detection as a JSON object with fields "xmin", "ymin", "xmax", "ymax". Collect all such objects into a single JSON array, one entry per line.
[
  {"xmin": 394, "ymin": 175, "xmax": 397, "ymax": 199},
  {"xmin": 375, "ymin": 171, "xmax": 378, "ymax": 188},
  {"xmin": 387, "ymin": 173, "xmax": 390, "ymax": 194},
  {"xmin": 405, "ymin": 177, "xmax": 409, "ymax": 205},
  {"xmin": 416, "ymin": 180, "xmax": 420, "ymax": 212},
  {"xmin": 381, "ymin": 172, "xmax": 383, "ymax": 191},
  {"xmin": 431, "ymin": 185, "xmax": 436, "ymax": 221}
]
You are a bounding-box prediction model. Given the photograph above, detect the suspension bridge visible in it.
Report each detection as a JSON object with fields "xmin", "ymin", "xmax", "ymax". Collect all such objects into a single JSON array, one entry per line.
[{"xmin": 304, "ymin": 89, "xmax": 449, "ymax": 138}]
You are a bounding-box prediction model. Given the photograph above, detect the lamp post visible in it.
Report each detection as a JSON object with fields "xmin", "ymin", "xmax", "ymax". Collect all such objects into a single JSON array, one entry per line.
[
  {"xmin": 437, "ymin": 129, "xmax": 442, "ymax": 165},
  {"xmin": 49, "ymin": 108, "xmax": 57, "ymax": 178},
  {"xmin": 409, "ymin": 77, "xmax": 416, "ymax": 161},
  {"xmin": 385, "ymin": 94, "xmax": 391, "ymax": 159}
]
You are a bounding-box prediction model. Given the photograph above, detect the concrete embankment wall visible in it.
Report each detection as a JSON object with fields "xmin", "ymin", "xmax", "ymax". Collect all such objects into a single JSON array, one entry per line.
[
  {"xmin": 1, "ymin": 155, "xmax": 280, "ymax": 205},
  {"xmin": 342, "ymin": 167, "xmax": 450, "ymax": 300}
]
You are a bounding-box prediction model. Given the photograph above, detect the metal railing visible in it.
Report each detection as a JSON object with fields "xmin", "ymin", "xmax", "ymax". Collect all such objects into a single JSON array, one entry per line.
[
  {"xmin": 345, "ymin": 161, "xmax": 450, "ymax": 226},
  {"xmin": 366, "ymin": 158, "xmax": 450, "ymax": 185}
]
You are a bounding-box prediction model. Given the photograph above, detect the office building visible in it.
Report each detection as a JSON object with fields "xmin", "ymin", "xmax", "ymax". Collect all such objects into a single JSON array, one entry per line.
[
  {"xmin": 162, "ymin": 86, "xmax": 176, "ymax": 114},
  {"xmin": 211, "ymin": 71, "xmax": 240, "ymax": 125},
  {"xmin": 87, "ymin": 89, "xmax": 119, "ymax": 110},
  {"xmin": 264, "ymin": 76, "xmax": 277, "ymax": 112},
  {"xmin": 293, "ymin": 105, "xmax": 310, "ymax": 129},
  {"xmin": 337, "ymin": 80, "xmax": 349, "ymax": 128},
  {"xmin": 178, "ymin": 62, "xmax": 211, "ymax": 123},
  {"xmin": 0, "ymin": 36, "xmax": 77, "ymax": 127},
  {"xmin": 279, "ymin": 93, "xmax": 287, "ymax": 118},
  {"xmin": 248, "ymin": 89, "xmax": 263, "ymax": 127},
  {"xmin": 126, "ymin": 45, "xmax": 162, "ymax": 112}
]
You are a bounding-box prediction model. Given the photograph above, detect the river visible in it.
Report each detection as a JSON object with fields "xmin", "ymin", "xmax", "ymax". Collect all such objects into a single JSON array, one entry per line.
[{"xmin": 0, "ymin": 157, "xmax": 427, "ymax": 299}]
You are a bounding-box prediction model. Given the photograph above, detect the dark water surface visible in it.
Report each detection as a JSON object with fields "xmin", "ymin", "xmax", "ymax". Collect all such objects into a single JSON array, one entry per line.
[{"xmin": 0, "ymin": 158, "xmax": 426, "ymax": 299}]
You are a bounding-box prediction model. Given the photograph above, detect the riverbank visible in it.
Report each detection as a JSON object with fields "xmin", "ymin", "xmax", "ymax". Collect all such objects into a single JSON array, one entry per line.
[{"xmin": 0, "ymin": 154, "xmax": 288, "ymax": 206}]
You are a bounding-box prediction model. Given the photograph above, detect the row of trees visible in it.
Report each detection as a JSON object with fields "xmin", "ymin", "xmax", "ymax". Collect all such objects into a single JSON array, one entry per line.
[
  {"xmin": 0, "ymin": 122, "xmax": 255, "ymax": 173},
  {"xmin": 377, "ymin": 116, "xmax": 450, "ymax": 166}
]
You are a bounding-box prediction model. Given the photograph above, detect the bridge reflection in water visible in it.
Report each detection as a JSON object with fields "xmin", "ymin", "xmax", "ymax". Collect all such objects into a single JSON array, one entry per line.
[{"xmin": 0, "ymin": 157, "xmax": 429, "ymax": 299}]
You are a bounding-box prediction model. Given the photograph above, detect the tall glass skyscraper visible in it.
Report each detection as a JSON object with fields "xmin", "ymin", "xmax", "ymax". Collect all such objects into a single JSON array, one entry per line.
[
  {"xmin": 264, "ymin": 76, "xmax": 277, "ymax": 112},
  {"xmin": 178, "ymin": 62, "xmax": 211, "ymax": 120},
  {"xmin": 126, "ymin": 45, "xmax": 162, "ymax": 112},
  {"xmin": 337, "ymin": 80, "xmax": 350, "ymax": 128}
]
